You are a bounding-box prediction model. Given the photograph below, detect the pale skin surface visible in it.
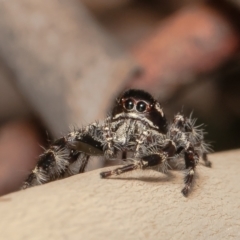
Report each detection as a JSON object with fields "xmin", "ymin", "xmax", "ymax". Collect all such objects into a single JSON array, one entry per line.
[{"xmin": 0, "ymin": 150, "xmax": 240, "ymax": 240}]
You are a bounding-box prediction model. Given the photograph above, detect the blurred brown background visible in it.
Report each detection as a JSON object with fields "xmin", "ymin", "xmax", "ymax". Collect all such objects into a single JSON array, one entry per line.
[{"xmin": 0, "ymin": 0, "xmax": 240, "ymax": 196}]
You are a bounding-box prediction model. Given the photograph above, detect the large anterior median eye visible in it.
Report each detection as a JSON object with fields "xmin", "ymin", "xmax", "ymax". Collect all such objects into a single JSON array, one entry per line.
[
  {"xmin": 124, "ymin": 99, "xmax": 134, "ymax": 110},
  {"xmin": 136, "ymin": 101, "xmax": 147, "ymax": 112}
]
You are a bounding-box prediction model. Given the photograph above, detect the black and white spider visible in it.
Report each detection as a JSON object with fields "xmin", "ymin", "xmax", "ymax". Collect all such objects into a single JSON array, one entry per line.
[{"xmin": 22, "ymin": 89, "xmax": 211, "ymax": 196}]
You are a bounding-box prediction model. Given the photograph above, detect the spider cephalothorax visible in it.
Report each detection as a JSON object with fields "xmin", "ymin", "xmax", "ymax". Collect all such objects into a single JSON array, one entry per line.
[
  {"xmin": 22, "ymin": 89, "xmax": 211, "ymax": 196},
  {"xmin": 112, "ymin": 89, "xmax": 168, "ymax": 134}
]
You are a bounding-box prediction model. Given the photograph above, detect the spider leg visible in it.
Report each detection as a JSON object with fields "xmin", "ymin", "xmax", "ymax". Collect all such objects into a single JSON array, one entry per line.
[
  {"xmin": 101, "ymin": 129, "xmax": 154, "ymax": 179},
  {"xmin": 22, "ymin": 136, "xmax": 90, "ymax": 189},
  {"xmin": 172, "ymin": 113, "xmax": 212, "ymax": 167},
  {"xmin": 181, "ymin": 145, "xmax": 199, "ymax": 197},
  {"xmin": 169, "ymin": 114, "xmax": 208, "ymax": 196},
  {"xmin": 22, "ymin": 121, "xmax": 105, "ymax": 189},
  {"xmin": 101, "ymin": 117, "xmax": 117, "ymax": 159},
  {"xmin": 100, "ymin": 161, "xmax": 143, "ymax": 178},
  {"xmin": 100, "ymin": 151, "xmax": 169, "ymax": 178}
]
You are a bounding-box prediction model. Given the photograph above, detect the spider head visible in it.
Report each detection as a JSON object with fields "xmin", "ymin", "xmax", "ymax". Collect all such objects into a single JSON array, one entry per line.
[{"xmin": 112, "ymin": 89, "xmax": 168, "ymax": 133}]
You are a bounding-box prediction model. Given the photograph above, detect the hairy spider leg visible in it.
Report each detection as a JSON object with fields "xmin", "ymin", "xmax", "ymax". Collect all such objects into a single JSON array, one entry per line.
[
  {"xmin": 100, "ymin": 162, "xmax": 143, "ymax": 178},
  {"xmin": 22, "ymin": 123, "xmax": 104, "ymax": 189},
  {"xmin": 22, "ymin": 137, "xmax": 77, "ymax": 189},
  {"xmin": 181, "ymin": 145, "xmax": 199, "ymax": 196},
  {"xmin": 173, "ymin": 113, "xmax": 211, "ymax": 167},
  {"xmin": 170, "ymin": 113, "xmax": 210, "ymax": 196},
  {"xmin": 100, "ymin": 128, "xmax": 172, "ymax": 179},
  {"xmin": 100, "ymin": 153, "xmax": 168, "ymax": 178}
]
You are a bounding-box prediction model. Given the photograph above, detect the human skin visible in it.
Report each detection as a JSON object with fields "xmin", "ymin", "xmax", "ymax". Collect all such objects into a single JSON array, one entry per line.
[{"xmin": 0, "ymin": 150, "xmax": 239, "ymax": 240}]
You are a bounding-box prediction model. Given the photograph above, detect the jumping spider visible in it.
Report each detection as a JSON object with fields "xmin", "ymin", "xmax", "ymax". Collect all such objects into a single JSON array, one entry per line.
[{"xmin": 22, "ymin": 89, "xmax": 211, "ymax": 196}]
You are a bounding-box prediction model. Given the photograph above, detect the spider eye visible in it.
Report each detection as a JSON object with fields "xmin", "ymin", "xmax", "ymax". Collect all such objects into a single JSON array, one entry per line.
[
  {"xmin": 136, "ymin": 101, "xmax": 147, "ymax": 112},
  {"xmin": 124, "ymin": 99, "xmax": 134, "ymax": 110}
]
